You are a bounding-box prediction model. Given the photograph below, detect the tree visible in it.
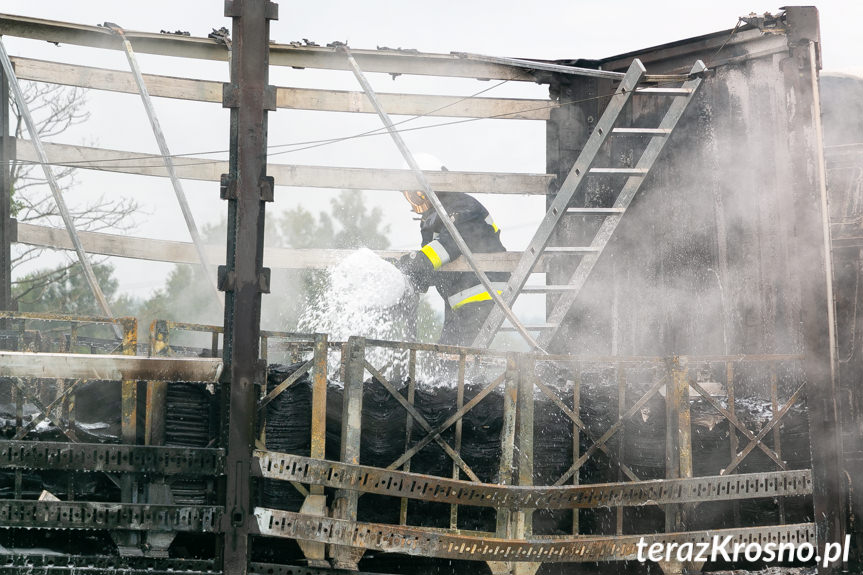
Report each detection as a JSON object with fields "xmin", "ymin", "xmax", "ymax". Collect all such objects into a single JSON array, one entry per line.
[
  {"xmin": 136, "ymin": 189, "xmax": 442, "ymax": 342},
  {"xmin": 9, "ymin": 83, "xmax": 138, "ymax": 311}
]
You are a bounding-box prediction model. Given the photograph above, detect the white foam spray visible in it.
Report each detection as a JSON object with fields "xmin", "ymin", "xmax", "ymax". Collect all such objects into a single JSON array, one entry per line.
[{"xmin": 298, "ymin": 248, "xmax": 412, "ymax": 379}]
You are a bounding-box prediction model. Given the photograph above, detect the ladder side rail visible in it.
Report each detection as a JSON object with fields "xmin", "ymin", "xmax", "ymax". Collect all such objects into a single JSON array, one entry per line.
[
  {"xmin": 471, "ymin": 59, "xmax": 647, "ymax": 348},
  {"xmin": 537, "ymin": 60, "xmax": 706, "ymax": 348}
]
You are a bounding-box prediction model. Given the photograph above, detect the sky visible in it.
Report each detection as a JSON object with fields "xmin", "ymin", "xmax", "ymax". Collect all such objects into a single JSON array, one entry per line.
[{"xmin": 1, "ymin": 0, "xmax": 861, "ymax": 312}]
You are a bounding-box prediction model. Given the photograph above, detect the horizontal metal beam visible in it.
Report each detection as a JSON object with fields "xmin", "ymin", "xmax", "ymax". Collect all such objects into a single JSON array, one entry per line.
[
  {"xmin": 0, "ymin": 350, "xmax": 222, "ymax": 381},
  {"xmin": 15, "ymin": 139, "xmax": 554, "ymax": 195},
  {"xmin": 0, "ymin": 13, "xmax": 538, "ymax": 82},
  {"xmin": 255, "ymin": 508, "xmax": 815, "ymax": 563},
  {"xmin": 0, "ymin": 556, "xmax": 220, "ymax": 575},
  {"xmin": 0, "ymin": 440, "xmax": 224, "ymax": 475},
  {"xmin": 254, "ymin": 451, "xmax": 812, "ymax": 509},
  {"xmin": 10, "ymin": 56, "xmax": 553, "ymax": 120},
  {"xmin": 0, "ymin": 500, "xmax": 221, "ymax": 532},
  {"xmin": 15, "ymin": 221, "xmax": 552, "ymax": 272},
  {"xmin": 0, "ymin": 556, "xmax": 396, "ymax": 575}
]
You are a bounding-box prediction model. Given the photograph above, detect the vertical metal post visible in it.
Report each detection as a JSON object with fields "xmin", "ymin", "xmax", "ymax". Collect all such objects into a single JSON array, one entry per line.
[
  {"xmin": 119, "ymin": 317, "xmax": 138, "ymax": 443},
  {"xmin": 450, "ymin": 352, "xmax": 466, "ymax": 529},
  {"xmin": 782, "ymin": 21, "xmax": 845, "ymax": 569},
  {"xmin": 769, "ymin": 363, "xmax": 786, "ymax": 523},
  {"xmin": 675, "ymin": 359, "xmax": 692, "ymax": 531},
  {"xmin": 145, "ymin": 320, "xmax": 169, "ymax": 446},
  {"xmin": 726, "ymin": 361, "xmax": 740, "ymax": 525},
  {"xmin": 309, "ymin": 333, "xmax": 329, "ymax": 467},
  {"xmin": 571, "ymin": 366, "xmax": 581, "ymax": 535},
  {"xmin": 220, "ymin": 1, "xmax": 278, "ymax": 573},
  {"xmin": 495, "ymin": 353, "xmax": 518, "ymax": 538},
  {"xmin": 118, "ymin": 316, "xmax": 139, "ymax": 553},
  {"xmin": 0, "ymin": 62, "xmax": 13, "ymax": 317},
  {"xmin": 616, "ymin": 365, "xmax": 626, "ymax": 535},
  {"xmin": 665, "ymin": 356, "xmax": 680, "ymax": 533},
  {"xmin": 332, "ymin": 336, "xmax": 365, "ymax": 569},
  {"xmin": 297, "ymin": 332, "xmax": 330, "ymax": 567},
  {"xmin": 515, "ymin": 354, "xmax": 535, "ymax": 539},
  {"xmin": 13, "ymin": 382, "xmax": 21, "ymax": 498},
  {"xmin": 400, "ymin": 348, "xmax": 417, "ymax": 526}
]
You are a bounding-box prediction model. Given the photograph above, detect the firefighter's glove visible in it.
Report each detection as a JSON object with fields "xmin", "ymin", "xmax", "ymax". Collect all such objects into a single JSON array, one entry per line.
[{"xmin": 397, "ymin": 252, "xmax": 433, "ymax": 294}]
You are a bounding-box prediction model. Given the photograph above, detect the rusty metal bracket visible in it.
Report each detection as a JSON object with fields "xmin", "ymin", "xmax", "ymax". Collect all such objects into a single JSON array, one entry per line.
[
  {"xmin": 0, "ymin": 440, "xmax": 225, "ymax": 475},
  {"xmin": 0, "ymin": 500, "xmax": 222, "ymax": 531},
  {"xmin": 253, "ymin": 451, "xmax": 812, "ymax": 509},
  {"xmin": 254, "ymin": 508, "xmax": 815, "ymax": 563}
]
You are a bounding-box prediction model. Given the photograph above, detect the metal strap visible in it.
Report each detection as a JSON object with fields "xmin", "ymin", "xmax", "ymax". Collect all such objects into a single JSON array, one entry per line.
[
  {"xmin": 0, "ymin": 555, "xmax": 396, "ymax": 575},
  {"xmin": 254, "ymin": 451, "xmax": 812, "ymax": 509},
  {"xmin": 254, "ymin": 508, "xmax": 815, "ymax": 563},
  {"xmin": 0, "ymin": 440, "xmax": 224, "ymax": 475},
  {"xmin": 106, "ymin": 24, "xmax": 222, "ymax": 306},
  {"xmin": 0, "ymin": 500, "xmax": 221, "ymax": 531},
  {"xmin": 0, "ymin": 38, "xmax": 119, "ymax": 337},
  {"xmin": 339, "ymin": 45, "xmax": 544, "ymax": 353}
]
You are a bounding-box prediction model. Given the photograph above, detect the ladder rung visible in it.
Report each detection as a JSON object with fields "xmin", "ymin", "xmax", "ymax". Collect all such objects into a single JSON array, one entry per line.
[
  {"xmin": 636, "ymin": 87, "xmax": 694, "ymax": 95},
  {"xmin": 520, "ymin": 285, "xmax": 579, "ymax": 293},
  {"xmin": 500, "ymin": 323, "xmax": 557, "ymax": 332},
  {"xmin": 543, "ymin": 246, "xmax": 601, "ymax": 253},
  {"xmin": 589, "ymin": 168, "xmax": 649, "ymax": 175},
  {"xmin": 612, "ymin": 128, "xmax": 672, "ymax": 135},
  {"xmin": 566, "ymin": 207, "xmax": 625, "ymax": 214}
]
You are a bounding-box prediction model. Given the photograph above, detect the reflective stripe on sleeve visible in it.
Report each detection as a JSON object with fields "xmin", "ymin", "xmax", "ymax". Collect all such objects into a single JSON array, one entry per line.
[
  {"xmin": 420, "ymin": 240, "xmax": 451, "ymax": 270},
  {"xmin": 484, "ymin": 214, "xmax": 500, "ymax": 233},
  {"xmin": 447, "ymin": 282, "xmax": 507, "ymax": 310}
]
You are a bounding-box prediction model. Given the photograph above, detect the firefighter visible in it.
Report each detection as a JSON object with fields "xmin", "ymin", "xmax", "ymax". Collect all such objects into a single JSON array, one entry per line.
[{"xmin": 397, "ymin": 183, "xmax": 508, "ymax": 347}]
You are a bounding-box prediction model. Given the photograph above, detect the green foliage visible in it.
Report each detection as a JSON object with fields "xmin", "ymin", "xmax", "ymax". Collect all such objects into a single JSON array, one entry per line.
[
  {"xmin": 14, "ymin": 262, "xmax": 119, "ymax": 316},
  {"xmin": 15, "ymin": 189, "xmax": 444, "ymax": 344}
]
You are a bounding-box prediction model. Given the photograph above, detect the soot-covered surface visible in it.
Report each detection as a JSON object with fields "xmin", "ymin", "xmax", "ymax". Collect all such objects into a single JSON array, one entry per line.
[{"xmin": 255, "ymin": 362, "xmax": 813, "ymax": 572}]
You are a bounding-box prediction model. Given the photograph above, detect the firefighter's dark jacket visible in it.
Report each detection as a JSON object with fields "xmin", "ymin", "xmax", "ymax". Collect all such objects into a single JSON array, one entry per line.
[{"xmin": 400, "ymin": 192, "xmax": 508, "ymax": 311}]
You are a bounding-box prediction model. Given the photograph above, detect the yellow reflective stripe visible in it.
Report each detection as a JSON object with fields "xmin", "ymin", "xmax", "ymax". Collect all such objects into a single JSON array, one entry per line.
[
  {"xmin": 484, "ymin": 215, "xmax": 500, "ymax": 234},
  {"xmin": 452, "ymin": 290, "xmax": 503, "ymax": 310},
  {"xmin": 421, "ymin": 244, "xmax": 443, "ymax": 270}
]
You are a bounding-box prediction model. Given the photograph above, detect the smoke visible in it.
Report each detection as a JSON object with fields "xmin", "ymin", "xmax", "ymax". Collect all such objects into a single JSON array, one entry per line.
[{"xmin": 551, "ymin": 56, "xmax": 827, "ymax": 360}]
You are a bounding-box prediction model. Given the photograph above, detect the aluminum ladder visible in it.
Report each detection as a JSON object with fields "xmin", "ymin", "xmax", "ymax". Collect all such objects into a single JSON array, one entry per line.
[{"xmin": 472, "ymin": 59, "xmax": 706, "ymax": 350}]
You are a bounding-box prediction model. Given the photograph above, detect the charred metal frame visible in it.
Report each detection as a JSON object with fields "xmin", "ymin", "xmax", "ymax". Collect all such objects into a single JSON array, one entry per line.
[{"xmin": 0, "ymin": 5, "xmax": 851, "ymax": 575}]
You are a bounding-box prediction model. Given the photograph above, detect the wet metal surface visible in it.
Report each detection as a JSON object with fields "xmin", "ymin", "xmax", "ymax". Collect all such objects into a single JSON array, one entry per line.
[
  {"xmin": 254, "ymin": 508, "xmax": 815, "ymax": 563},
  {"xmin": 254, "ymin": 451, "xmax": 812, "ymax": 509},
  {"xmin": 0, "ymin": 440, "xmax": 224, "ymax": 474}
]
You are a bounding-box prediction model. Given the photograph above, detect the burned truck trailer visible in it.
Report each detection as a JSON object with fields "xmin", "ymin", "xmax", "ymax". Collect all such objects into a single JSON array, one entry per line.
[{"xmin": 0, "ymin": 4, "xmax": 857, "ymax": 575}]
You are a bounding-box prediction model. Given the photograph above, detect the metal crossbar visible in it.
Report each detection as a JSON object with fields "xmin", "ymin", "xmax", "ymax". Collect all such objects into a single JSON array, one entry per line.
[
  {"xmin": 0, "ymin": 39, "xmax": 119, "ymax": 336},
  {"xmin": 106, "ymin": 23, "xmax": 222, "ymax": 307},
  {"xmin": 259, "ymin": 359, "xmax": 313, "ymax": 410},
  {"xmin": 385, "ymin": 370, "xmax": 507, "ymax": 472},
  {"xmin": 534, "ymin": 378, "xmax": 640, "ymax": 482},
  {"xmin": 10, "ymin": 377, "xmax": 80, "ymax": 442},
  {"xmin": 722, "ymin": 383, "xmax": 805, "ymax": 476},
  {"xmin": 554, "ymin": 375, "xmax": 667, "ymax": 486},
  {"xmin": 689, "ymin": 379, "xmax": 786, "ymax": 470},
  {"xmin": 364, "ymin": 360, "xmax": 480, "ymax": 482},
  {"xmin": 12, "ymin": 377, "xmax": 86, "ymax": 440}
]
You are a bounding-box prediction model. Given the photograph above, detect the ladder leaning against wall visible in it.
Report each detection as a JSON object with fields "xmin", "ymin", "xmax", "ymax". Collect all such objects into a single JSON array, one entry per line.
[{"xmin": 472, "ymin": 59, "xmax": 706, "ymax": 350}]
